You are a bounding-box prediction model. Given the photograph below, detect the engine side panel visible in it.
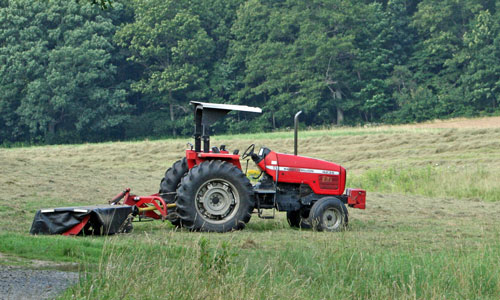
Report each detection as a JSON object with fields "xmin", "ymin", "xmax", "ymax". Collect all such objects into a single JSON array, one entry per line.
[{"xmin": 257, "ymin": 151, "xmax": 346, "ymax": 195}]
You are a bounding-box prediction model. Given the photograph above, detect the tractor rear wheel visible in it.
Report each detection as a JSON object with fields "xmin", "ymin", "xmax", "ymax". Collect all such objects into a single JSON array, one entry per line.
[
  {"xmin": 176, "ymin": 160, "xmax": 254, "ymax": 232},
  {"xmin": 286, "ymin": 209, "xmax": 311, "ymax": 229},
  {"xmin": 309, "ymin": 197, "xmax": 348, "ymax": 232},
  {"xmin": 159, "ymin": 158, "xmax": 188, "ymax": 227}
]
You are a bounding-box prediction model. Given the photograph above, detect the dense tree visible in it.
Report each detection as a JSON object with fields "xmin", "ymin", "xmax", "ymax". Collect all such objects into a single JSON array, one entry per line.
[
  {"xmin": 1, "ymin": 0, "xmax": 500, "ymax": 145},
  {"xmin": 448, "ymin": 10, "xmax": 500, "ymax": 114},
  {"xmin": 116, "ymin": 0, "xmax": 248, "ymax": 136},
  {"xmin": 0, "ymin": 0, "xmax": 131, "ymax": 143},
  {"xmin": 229, "ymin": 0, "xmax": 361, "ymax": 128}
]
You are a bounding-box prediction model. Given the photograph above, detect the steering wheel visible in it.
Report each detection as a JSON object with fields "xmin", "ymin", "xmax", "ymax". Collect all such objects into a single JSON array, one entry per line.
[{"xmin": 241, "ymin": 144, "xmax": 255, "ymax": 159}]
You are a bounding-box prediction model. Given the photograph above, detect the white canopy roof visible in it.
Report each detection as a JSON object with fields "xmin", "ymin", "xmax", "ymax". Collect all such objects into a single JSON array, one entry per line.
[{"xmin": 190, "ymin": 101, "xmax": 262, "ymax": 113}]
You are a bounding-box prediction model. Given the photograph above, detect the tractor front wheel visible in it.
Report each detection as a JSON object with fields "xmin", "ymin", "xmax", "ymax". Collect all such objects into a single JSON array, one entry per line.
[
  {"xmin": 309, "ymin": 197, "xmax": 348, "ymax": 232},
  {"xmin": 286, "ymin": 209, "xmax": 311, "ymax": 229},
  {"xmin": 176, "ymin": 160, "xmax": 254, "ymax": 232}
]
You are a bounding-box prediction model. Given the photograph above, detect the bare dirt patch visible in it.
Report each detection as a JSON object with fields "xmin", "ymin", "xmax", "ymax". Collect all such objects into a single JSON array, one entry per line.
[
  {"xmin": 0, "ymin": 265, "xmax": 77, "ymax": 300},
  {"xmin": 0, "ymin": 253, "xmax": 79, "ymax": 300}
]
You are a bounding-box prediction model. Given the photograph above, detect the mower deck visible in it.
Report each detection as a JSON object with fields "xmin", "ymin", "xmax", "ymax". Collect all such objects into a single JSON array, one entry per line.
[
  {"xmin": 30, "ymin": 189, "xmax": 171, "ymax": 236},
  {"xmin": 30, "ymin": 205, "xmax": 135, "ymax": 235}
]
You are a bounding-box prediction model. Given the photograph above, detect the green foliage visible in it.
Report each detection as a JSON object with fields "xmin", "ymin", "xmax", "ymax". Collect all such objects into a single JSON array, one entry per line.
[
  {"xmin": 408, "ymin": 0, "xmax": 499, "ymax": 121},
  {"xmin": 115, "ymin": 0, "xmax": 223, "ymax": 136},
  {"xmin": 0, "ymin": 0, "xmax": 132, "ymax": 144},
  {"xmin": 2, "ymin": 0, "xmax": 500, "ymax": 144},
  {"xmin": 84, "ymin": 0, "xmax": 113, "ymax": 10},
  {"xmin": 198, "ymin": 237, "xmax": 236, "ymax": 274},
  {"xmin": 454, "ymin": 10, "xmax": 500, "ymax": 113},
  {"xmin": 228, "ymin": 0, "xmax": 361, "ymax": 127}
]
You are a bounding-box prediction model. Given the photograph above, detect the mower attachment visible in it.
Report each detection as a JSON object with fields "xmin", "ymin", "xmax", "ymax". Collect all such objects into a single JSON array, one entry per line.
[
  {"xmin": 30, "ymin": 205, "xmax": 134, "ymax": 235},
  {"xmin": 30, "ymin": 189, "xmax": 172, "ymax": 236}
]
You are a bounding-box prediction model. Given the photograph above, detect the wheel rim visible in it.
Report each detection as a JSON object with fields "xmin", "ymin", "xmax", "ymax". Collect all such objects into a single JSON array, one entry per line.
[
  {"xmin": 322, "ymin": 207, "xmax": 342, "ymax": 230},
  {"xmin": 195, "ymin": 179, "xmax": 240, "ymax": 224}
]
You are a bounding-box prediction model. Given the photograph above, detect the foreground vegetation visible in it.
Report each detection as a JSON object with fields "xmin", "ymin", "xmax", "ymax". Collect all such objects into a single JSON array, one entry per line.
[{"xmin": 1, "ymin": 118, "xmax": 500, "ymax": 299}]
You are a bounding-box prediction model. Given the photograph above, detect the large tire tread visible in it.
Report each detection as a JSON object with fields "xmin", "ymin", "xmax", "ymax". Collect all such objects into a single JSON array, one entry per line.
[
  {"xmin": 177, "ymin": 160, "xmax": 254, "ymax": 232},
  {"xmin": 159, "ymin": 158, "xmax": 188, "ymax": 226},
  {"xmin": 160, "ymin": 158, "xmax": 188, "ymax": 202},
  {"xmin": 286, "ymin": 210, "xmax": 311, "ymax": 229},
  {"xmin": 309, "ymin": 197, "xmax": 348, "ymax": 232}
]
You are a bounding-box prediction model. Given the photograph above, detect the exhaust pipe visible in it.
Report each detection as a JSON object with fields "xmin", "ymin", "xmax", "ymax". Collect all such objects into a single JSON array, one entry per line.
[{"xmin": 294, "ymin": 111, "xmax": 302, "ymax": 155}]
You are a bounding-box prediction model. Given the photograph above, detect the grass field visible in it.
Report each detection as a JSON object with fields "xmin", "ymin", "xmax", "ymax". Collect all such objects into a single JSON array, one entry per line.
[{"xmin": 1, "ymin": 117, "xmax": 500, "ymax": 299}]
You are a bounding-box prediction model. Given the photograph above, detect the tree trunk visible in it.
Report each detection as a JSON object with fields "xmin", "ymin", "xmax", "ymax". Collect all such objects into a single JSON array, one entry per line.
[
  {"xmin": 169, "ymin": 90, "xmax": 176, "ymax": 138},
  {"xmin": 272, "ymin": 113, "xmax": 276, "ymax": 129},
  {"xmin": 48, "ymin": 121, "xmax": 56, "ymax": 135},
  {"xmin": 336, "ymin": 107, "xmax": 344, "ymax": 125},
  {"xmin": 328, "ymin": 88, "xmax": 343, "ymax": 125},
  {"xmin": 169, "ymin": 102, "xmax": 176, "ymax": 138}
]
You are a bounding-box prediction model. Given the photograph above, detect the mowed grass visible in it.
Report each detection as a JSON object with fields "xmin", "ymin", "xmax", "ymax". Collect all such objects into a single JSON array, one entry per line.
[{"xmin": 1, "ymin": 117, "xmax": 500, "ymax": 299}]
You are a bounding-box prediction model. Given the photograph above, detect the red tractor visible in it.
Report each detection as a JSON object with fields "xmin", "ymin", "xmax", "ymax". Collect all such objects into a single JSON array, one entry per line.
[
  {"xmin": 30, "ymin": 101, "xmax": 365, "ymax": 236},
  {"xmin": 159, "ymin": 101, "xmax": 366, "ymax": 232}
]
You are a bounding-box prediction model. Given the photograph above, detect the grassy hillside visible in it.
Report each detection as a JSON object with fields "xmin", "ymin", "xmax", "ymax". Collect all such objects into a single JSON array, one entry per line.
[{"xmin": 1, "ymin": 117, "xmax": 500, "ymax": 299}]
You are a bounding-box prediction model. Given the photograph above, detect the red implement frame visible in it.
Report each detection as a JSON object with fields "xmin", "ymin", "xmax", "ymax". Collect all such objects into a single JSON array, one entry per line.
[
  {"xmin": 63, "ymin": 215, "xmax": 91, "ymax": 236},
  {"xmin": 110, "ymin": 188, "xmax": 168, "ymax": 220}
]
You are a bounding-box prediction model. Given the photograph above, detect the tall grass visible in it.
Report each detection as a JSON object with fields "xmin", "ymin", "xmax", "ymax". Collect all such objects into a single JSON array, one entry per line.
[
  {"xmin": 63, "ymin": 233, "xmax": 500, "ymax": 299},
  {"xmin": 349, "ymin": 166, "xmax": 500, "ymax": 201}
]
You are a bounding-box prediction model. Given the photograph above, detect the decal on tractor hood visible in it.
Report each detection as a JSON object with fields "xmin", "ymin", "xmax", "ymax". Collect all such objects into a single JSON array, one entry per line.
[{"xmin": 266, "ymin": 166, "xmax": 340, "ymax": 175}]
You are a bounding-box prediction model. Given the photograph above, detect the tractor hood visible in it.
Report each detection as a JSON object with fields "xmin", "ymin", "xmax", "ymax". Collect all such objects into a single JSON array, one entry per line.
[{"xmin": 256, "ymin": 149, "xmax": 346, "ymax": 195}]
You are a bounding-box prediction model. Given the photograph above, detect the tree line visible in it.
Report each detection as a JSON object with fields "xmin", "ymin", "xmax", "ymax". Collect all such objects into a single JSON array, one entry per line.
[{"xmin": 1, "ymin": 0, "xmax": 499, "ymax": 145}]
